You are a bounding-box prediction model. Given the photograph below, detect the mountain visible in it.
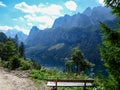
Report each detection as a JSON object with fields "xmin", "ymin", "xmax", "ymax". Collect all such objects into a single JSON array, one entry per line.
[
  {"xmin": 0, "ymin": 30, "xmax": 27, "ymax": 42},
  {"xmin": 0, "ymin": 32, "xmax": 8, "ymax": 42},
  {"xmin": 25, "ymin": 6, "xmax": 116, "ymax": 71},
  {"xmin": 53, "ymin": 6, "xmax": 114, "ymax": 29}
]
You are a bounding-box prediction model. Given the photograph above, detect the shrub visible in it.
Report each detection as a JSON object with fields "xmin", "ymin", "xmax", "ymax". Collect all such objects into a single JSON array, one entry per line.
[
  {"xmin": 1, "ymin": 56, "xmax": 20, "ymax": 70},
  {"xmin": 20, "ymin": 59, "xmax": 32, "ymax": 70},
  {"xmin": 31, "ymin": 60, "xmax": 41, "ymax": 70},
  {"xmin": 8, "ymin": 56, "xmax": 20, "ymax": 70}
]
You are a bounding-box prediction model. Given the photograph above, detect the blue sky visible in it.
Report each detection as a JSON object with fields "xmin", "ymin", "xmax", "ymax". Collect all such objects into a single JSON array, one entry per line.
[{"xmin": 0, "ymin": 0, "xmax": 104, "ymax": 34}]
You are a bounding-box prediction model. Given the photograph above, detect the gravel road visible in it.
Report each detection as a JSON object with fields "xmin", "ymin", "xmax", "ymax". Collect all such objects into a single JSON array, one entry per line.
[{"xmin": 0, "ymin": 68, "xmax": 38, "ymax": 90}]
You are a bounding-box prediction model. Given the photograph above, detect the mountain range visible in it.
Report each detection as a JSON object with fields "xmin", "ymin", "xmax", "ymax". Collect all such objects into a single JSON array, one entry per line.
[
  {"xmin": 25, "ymin": 6, "xmax": 117, "ymax": 71},
  {"xmin": 0, "ymin": 30, "xmax": 27, "ymax": 42}
]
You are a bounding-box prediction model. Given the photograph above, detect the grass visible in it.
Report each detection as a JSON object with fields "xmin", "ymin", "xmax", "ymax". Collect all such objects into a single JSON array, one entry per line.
[{"xmin": 29, "ymin": 67, "xmax": 94, "ymax": 90}]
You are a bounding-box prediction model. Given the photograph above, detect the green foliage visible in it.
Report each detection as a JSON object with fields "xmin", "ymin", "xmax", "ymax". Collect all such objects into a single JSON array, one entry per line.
[
  {"xmin": 20, "ymin": 59, "xmax": 32, "ymax": 70},
  {"xmin": 19, "ymin": 42, "xmax": 25, "ymax": 58},
  {"xmin": 0, "ymin": 41, "xmax": 18, "ymax": 61},
  {"xmin": 99, "ymin": 23, "xmax": 120, "ymax": 89},
  {"xmin": 7, "ymin": 56, "xmax": 20, "ymax": 70},
  {"xmin": 71, "ymin": 47, "xmax": 93, "ymax": 74},
  {"xmin": 30, "ymin": 67, "xmax": 93, "ymax": 90},
  {"xmin": 19, "ymin": 58, "xmax": 41, "ymax": 70},
  {"xmin": 30, "ymin": 60, "xmax": 41, "ymax": 70},
  {"xmin": 0, "ymin": 60, "xmax": 9, "ymax": 68},
  {"xmin": 65, "ymin": 59, "xmax": 73, "ymax": 74},
  {"xmin": 0, "ymin": 32, "xmax": 41, "ymax": 70},
  {"xmin": 94, "ymin": 74, "xmax": 119, "ymax": 90},
  {"xmin": 104, "ymin": 0, "xmax": 120, "ymax": 17},
  {"xmin": 30, "ymin": 66, "xmax": 89, "ymax": 81},
  {"xmin": 0, "ymin": 56, "xmax": 20, "ymax": 70},
  {"xmin": 14, "ymin": 35, "xmax": 19, "ymax": 49},
  {"xmin": 98, "ymin": 1, "xmax": 120, "ymax": 89},
  {"xmin": 30, "ymin": 68, "xmax": 65, "ymax": 80}
]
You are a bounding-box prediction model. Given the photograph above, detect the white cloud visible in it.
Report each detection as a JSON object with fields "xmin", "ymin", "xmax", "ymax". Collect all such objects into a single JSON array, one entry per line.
[
  {"xmin": 38, "ymin": 24, "xmax": 50, "ymax": 30},
  {"xmin": 0, "ymin": 1, "xmax": 6, "ymax": 7},
  {"xmin": 98, "ymin": 0, "xmax": 105, "ymax": 5},
  {"xmin": 13, "ymin": 17, "xmax": 24, "ymax": 22},
  {"xmin": 19, "ymin": 17, "xmax": 24, "ymax": 21},
  {"xmin": 27, "ymin": 23, "xmax": 33, "ymax": 27},
  {"xmin": 65, "ymin": 0, "xmax": 77, "ymax": 11},
  {"xmin": 0, "ymin": 25, "xmax": 29, "ymax": 35},
  {"xmin": 0, "ymin": 25, "xmax": 12, "ymax": 30},
  {"xmin": 14, "ymin": 2, "xmax": 64, "ymax": 31},
  {"xmin": 38, "ymin": 4, "xmax": 63, "ymax": 16},
  {"xmin": 15, "ymin": 2, "xmax": 63, "ymax": 16},
  {"xmin": 13, "ymin": 25, "xmax": 29, "ymax": 35},
  {"xmin": 15, "ymin": 2, "xmax": 39, "ymax": 13},
  {"xmin": 24, "ymin": 14, "xmax": 54, "ymax": 29}
]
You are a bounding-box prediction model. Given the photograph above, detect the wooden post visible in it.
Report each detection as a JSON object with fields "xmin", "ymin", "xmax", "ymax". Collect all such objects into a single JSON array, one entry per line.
[
  {"xmin": 51, "ymin": 87, "xmax": 57, "ymax": 90},
  {"xmin": 51, "ymin": 79, "xmax": 57, "ymax": 90},
  {"xmin": 55, "ymin": 79, "xmax": 57, "ymax": 90},
  {"xmin": 83, "ymin": 81, "xmax": 86, "ymax": 90}
]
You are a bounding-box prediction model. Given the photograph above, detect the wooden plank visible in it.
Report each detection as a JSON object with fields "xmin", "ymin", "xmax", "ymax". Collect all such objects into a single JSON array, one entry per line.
[
  {"xmin": 47, "ymin": 79, "xmax": 94, "ymax": 83},
  {"xmin": 47, "ymin": 81, "xmax": 94, "ymax": 87}
]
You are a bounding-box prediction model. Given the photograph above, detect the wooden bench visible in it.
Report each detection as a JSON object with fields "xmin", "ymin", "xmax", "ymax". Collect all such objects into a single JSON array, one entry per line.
[{"xmin": 47, "ymin": 79, "xmax": 94, "ymax": 90}]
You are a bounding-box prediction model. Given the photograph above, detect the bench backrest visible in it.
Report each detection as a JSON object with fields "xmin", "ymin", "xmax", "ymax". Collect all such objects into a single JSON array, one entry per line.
[{"xmin": 48, "ymin": 79, "xmax": 94, "ymax": 82}]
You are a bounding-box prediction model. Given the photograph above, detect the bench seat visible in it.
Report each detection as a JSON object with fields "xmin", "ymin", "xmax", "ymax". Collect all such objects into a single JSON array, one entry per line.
[{"xmin": 47, "ymin": 81, "xmax": 93, "ymax": 87}]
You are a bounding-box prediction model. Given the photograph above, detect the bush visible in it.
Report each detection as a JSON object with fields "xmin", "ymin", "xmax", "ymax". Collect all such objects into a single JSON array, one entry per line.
[
  {"xmin": 31, "ymin": 60, "xmax": 41, "ymax": 70},
  {"xmin": 0, "ymin": 56, "xmax": 20, "ymax": 70},
  {"xmin": 0, "ymin": 60, "xmax": 9, "ymax": 68},
  {"xmin": 20, "ymin": 59, "xmax": 32, "ymax": 70},
  {"xmin": 8, "ymin": 56, "xmax": 20, "ymax": 70},
  {"xmin": 19, "ymin": 59, "xmax": 41, "ymax": 70}
]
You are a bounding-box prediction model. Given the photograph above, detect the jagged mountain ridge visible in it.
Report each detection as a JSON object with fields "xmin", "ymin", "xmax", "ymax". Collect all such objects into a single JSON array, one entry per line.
[
  {"xmin": 52, "ymin": 6, "xmax": 114, "ymax": 29},
  {"xmin": 25, "ymin": 6, "xmax": 116, "ymax": 70},
  {"xmin": 0, "ymin": 30, "xmax": 27, "ymax": 42}
]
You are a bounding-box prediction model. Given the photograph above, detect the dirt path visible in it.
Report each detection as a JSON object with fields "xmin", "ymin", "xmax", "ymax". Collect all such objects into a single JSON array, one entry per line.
[{"xmin": 0, "ymin": 67, "xmax": 38, "ymax": 90}]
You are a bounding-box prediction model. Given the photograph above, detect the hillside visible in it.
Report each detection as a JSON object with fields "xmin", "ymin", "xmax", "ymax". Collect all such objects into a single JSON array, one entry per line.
[{"xmin": 25, "ymin": 6, "xmax": 116, "ymax": 71}]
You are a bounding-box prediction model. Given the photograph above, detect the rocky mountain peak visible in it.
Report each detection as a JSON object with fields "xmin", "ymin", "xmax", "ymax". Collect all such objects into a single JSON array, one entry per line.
[
  {"xmin": 30, "ymin": 26, "xmax": 39, "ymax": 33},
  {"xmin": 83, "ymin": 7, "xmax": 92, "ymax": 16},
  {"xmin": 52, "ymin": 6, "xmax": 115, "ymax": 29}
]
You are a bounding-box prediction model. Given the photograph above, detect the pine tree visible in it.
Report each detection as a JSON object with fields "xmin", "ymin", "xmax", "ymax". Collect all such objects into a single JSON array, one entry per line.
[
  {"xmin": 99, "ymin": 0, "xmax": 120, "ymax": 89},
  {"xmin": 71, "ymin": 47, "xmax": 93, "ymax": 75},
  {"xmin": 19, "ymin": 42, "xmax": 25, "ymax": 58},
  {"xmin": 14, "ymin": 35, "xmax": 19, "ymax": 50},
  {"xmin": 100, "ymin": 22, "xmax": 120, "ymax": 89},
  {"xmin": 65, "ymin": 58, "xmax": 73, "ymax": 74},
  {"xmin": 0, "ymin": 41, "xmax": 18, "ymax": 61},
  {"xmin": 104, "ymin": 0, "xmax": 120, "ymax": 17}
]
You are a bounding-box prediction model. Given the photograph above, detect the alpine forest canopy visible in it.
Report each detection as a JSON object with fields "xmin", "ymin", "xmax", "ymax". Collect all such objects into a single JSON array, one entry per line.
[
  {"xmin": 99, "ymin": 0, "xmax": 120, "ymax": 89},
  {"xmin": 0, "ymin": 32, "xmax": 41, "ymax": 70}
]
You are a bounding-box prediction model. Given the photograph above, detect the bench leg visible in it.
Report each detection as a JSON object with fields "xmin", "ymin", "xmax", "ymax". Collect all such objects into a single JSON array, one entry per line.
[
  {"xmin": 83, "ymin": 86, "xmax": 87, "ymax": 90},
  {"xmin": 51, "ymin": 87, "xmax": 57, "ymax": 90}
]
